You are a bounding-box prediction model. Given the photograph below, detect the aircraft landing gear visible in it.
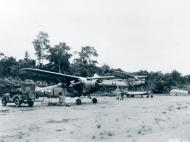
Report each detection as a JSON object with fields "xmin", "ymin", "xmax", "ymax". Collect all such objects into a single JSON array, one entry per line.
[
  {"xmin": 76, "ymin": 98, "xmax": 82, "ymax": 105},
  {"xmin": 75, "ymin": 96, "xmax": 98, "ymax": 105},
  {"xmin": 92, "ymin": 98, "xmax": 97, "ymax": 104}
]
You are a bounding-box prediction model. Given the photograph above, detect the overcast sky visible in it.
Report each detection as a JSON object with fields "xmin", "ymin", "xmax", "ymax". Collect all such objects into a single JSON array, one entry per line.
[{"xmin": 0, "ymin": 0, "xmax": 190, "ymax": 75}]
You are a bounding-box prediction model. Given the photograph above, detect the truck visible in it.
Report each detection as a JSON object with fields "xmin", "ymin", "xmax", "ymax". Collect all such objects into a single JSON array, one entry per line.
[{"xmin": 1, "ymin": 80, "xmax": 36, "ymax": 107}]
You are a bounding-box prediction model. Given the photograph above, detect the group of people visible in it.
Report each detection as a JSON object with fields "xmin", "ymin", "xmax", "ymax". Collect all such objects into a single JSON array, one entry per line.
[{"xmin": 115, "ymin": 86, "xmax": 127, "ymax": 100}]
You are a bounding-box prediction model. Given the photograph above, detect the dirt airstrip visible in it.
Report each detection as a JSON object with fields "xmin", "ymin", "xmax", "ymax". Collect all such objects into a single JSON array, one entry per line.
[{"xmin": 1, "ymin": 96, "xmax": 190, "ymax": 142}]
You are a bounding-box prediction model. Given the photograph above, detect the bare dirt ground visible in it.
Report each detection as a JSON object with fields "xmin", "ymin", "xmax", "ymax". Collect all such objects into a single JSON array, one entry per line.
[{"xmin": 1, "ymin": 96, "xmax": 190, "ymax": 142}]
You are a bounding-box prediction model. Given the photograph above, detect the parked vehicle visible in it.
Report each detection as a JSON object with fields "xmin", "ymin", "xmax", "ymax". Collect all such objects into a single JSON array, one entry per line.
[{"xmin": 1, "ymin": 80, "xmax": 36, "ymax": 107}]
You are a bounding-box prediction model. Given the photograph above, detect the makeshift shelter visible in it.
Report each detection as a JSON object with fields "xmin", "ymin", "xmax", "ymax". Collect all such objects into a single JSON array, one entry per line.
[{"xmin": 170, "ymin": 89, "xmax": 188, "ymax": 96}]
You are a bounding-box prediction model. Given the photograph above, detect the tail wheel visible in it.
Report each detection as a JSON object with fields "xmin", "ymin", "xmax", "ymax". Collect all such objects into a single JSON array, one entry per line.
[
  {"xmin": 28, "ymin": 101, "xmax": 34, "ymax": 107},
  {"xmin": 92, "ymin": 98, "xmax": 97, "ymax": 104},
  {"xmin": 76, "ymin": 99, "xmax": 81, "ymax": 105},
  {"xmin": 2, "ymin": 97, "xmax": 7, "ymax": 106},
  {"xmin": 14, "ymin": 97, "xmax": 21, "ymax": 107}
]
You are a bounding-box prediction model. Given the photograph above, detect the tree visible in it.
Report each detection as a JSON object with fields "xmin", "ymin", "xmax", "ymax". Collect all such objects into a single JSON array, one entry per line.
[
  {"xmin": 171, "ymin": 70, "xmax": 181, "ymax": 84},
  {"xmin": 0, "ymin": 57, "xmax": 18, "ymax": 77},
  {"xmin": 15, "ymin": 50, "xmax": 36, "ymax": 70},
  {"xmin": 24, "ymin": 51, "xmax": 29, "ymax": 60},
  {"xmin": 0, "ymin": 52, "xmax": 4, "ymax": 59},
  {"xmin": 46, "ymin": 42, "xmax": 72, "ymax": 73},
  {"xmin": 153, "ymin": 80, "xmax": 165, "ymax": 93},
  {"xmin": 32, "ymin": 31, "xmax": 50, "ymax": 66},
  {"xmin": 0, "ymin": 52, "xmax": 4, "ymax": 57},
  {"xmin": 78, "ymin": 46, "xmax": 98, "ymax": 65},
  {"xmin": 96, "ymin": 64, "xmax": 111, "ymax": 75},
  {"xmin": 72, "ymin": 46, "xmax": 99, "ymax": 77}
]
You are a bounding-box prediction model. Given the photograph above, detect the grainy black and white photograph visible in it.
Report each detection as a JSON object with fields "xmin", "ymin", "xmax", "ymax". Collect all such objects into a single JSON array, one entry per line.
[{"xmin": 1, "ymin": 0, "xmax": 190, "ymax": 142}]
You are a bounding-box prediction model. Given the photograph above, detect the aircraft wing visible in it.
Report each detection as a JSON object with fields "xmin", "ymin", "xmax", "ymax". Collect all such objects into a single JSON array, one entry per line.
[
  {"xmin": 126, "ymin": 91, "xmax": 149, "ymax": 95},
  {"xmin": 21, "ymin": 68, "xmax": 81, "ymax": 82},
  {"xmin": 134, "ymin": 76, "xmax": 147, "ymax": 79},
  {"xmin": 112, "ymin": 71, "xmax": 136, "ymax": 79},
  {"xmin": 87, "ymin": 76, "xmax": 115, "ymax": 80}
]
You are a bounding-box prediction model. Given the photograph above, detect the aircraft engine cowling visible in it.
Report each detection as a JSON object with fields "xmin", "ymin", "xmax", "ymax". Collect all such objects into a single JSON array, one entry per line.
[
  {"xmin": 66, "ymin": 80, "xmax": 84, "ymax": 97},
  {"xmin": 84, "ymin": 80, "xmax": 96, "ymax": 94},
  {"xmin": 82, "ymin": 79, "xmax": 104, "ymax": 95},
  {"xmin": 67, "ymin": 79, "xmax": 104, "ymax": 96},
  {"xmin": 94, "ymin": 80, "xmax": 105, "ymax": 91}
]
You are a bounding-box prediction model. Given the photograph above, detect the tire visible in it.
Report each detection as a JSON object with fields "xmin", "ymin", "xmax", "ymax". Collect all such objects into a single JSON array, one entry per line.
[
  {"xmin": 14, "ymin": 97, "xmax": 21, "ymax": 107},
  {"xmin": 76, "ymin": 99, "xmax": 81, "ymax": 105},
  {"xmin": 28, "ymin": 101, "xmax": 34, "ymax": 107},
  {"xmin": 92, "ymin": 98, "xmax": 97, "ymax": 104},
  {"xmin": 151, "ymin": 95, "xmax": 153, "ymax": 98},
  {"xmin": 146, "ymin": 95, "xmax": 149, "ymax": 98},
  {"xmin": 2, "ymin": 97, "xmax": 7, "ymax": 106}
]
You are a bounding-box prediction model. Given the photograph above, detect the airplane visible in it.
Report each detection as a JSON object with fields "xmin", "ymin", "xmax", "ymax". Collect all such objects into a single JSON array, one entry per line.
[
  {"xmin": 21, "ymin": 68, "xmax": 151, "ymax": 104},
  {"xmin": 100, "ymin": 71, "xmax": 152, "ymax": 98},
  {"xmin": 101, "ymin": 71, "xmax": 147, "ymax": 87},
  {"xmin": 21, "ymin": 68, "xmax": 117, "ymax": 105}
]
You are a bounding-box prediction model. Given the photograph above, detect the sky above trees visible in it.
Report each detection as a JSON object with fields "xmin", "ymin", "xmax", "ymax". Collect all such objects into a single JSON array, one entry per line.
[{"xmin": 0, "ymin": 0, "xmax": 190, "ymax": 75}]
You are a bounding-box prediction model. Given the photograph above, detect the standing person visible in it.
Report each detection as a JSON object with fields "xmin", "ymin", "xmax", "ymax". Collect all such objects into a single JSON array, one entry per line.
[
  {"xmin": 124, "ymin": 88, "xmax": 128, "ymax": 98},
  {"xmin": 116, "ymin": 86, "xmax": 120, "ymax": 100},
  {"xmin": 58, "ymin": 92, "xmax": 65, "ymax": 105},
  {"xmin": 120, "ymin": 88, "xmax": 124, "ymax": 100}
]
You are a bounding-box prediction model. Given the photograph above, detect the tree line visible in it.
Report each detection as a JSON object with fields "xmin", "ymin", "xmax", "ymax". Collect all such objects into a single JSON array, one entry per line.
[{"xmin": 0, "ymin": 31, "xmax": 190, "ymax": 94}]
